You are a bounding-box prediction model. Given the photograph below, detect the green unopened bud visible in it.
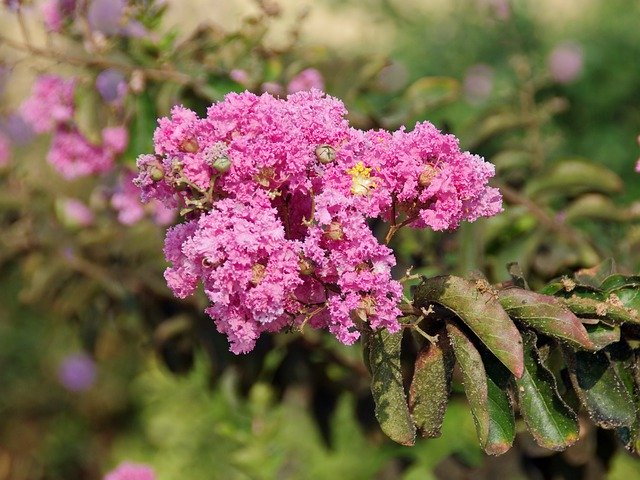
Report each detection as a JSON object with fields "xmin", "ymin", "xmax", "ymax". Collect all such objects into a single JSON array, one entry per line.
[
  {"xmin": 315, "ymin": 144, "xmax": 336, "ymax": 164},
  {"xmin": 150, "ymin": 167, "xmax": 164, "ymax": 181},
  {"xmin": 324, "ymin": 221, "xmax": 343, "ymax": 241},
  {"xmin": 212, "ymin": 155, "xmax": 232, "ymax": 173}
]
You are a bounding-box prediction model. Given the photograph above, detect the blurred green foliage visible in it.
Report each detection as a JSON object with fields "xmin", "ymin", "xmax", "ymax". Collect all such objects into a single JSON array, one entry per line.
[{"xmin": 2, "ymin": 0, "xmax": 640, "ymax": 479}]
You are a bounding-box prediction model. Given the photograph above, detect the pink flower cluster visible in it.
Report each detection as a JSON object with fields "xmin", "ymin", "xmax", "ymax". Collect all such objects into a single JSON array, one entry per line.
[
  {"xmin": 135, "ymin": 90, "xmax": 502, "ymax": 353},
  {"xmin": 20, "ymin": 75, "xmax": 128, "ymax": 179}
]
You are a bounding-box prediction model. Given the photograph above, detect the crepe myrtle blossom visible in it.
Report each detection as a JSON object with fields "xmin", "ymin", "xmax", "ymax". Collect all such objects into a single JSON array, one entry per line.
[
  {"xmin": 20, "ymin": 75, "xmax": 75, "ymax": 133},
  {"xmin": 103, "ymin": 462, "xmax": 156, "ymax": 480},
  {"xmin": 135, "ymin": 90, "xmax": 502, "ymax": 353}
]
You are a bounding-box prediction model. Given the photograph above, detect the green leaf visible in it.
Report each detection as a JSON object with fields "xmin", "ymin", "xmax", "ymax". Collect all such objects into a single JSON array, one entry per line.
[
  {"xmin": 585, "ymin": 323, "xmax": 621, "ymax": 350},
  {"xmin": 124, "ymin": 91, "xmax": 157, "ymax": 163},
  {"xmin": 524, "ymin": 159, "xmax": 623, "ymax": 199},
  {"xmin": 498, "ymin": 287, "xmax": 594, "ymax": 350},
  {"xmin": 600, "ymin": 274, "xmax": 640, "ymax": 292},
  {"xmin": 514, "ymin": 331, "xmax": 579, "ymax": 451},
  {"xmin": 409, "ymin": 341, "xmax": 453, "ymax": 438},
  {"xmin": 368, "ymin": 329, "xmax": 416, "ymax": 446},
  {"xmin": 414, "ymin": 276, "xmax": 524, "ymax": 378},
  {"xmin": 403, "ymin": 76, "xmax": 460, "ymax": 112},
  {"xmin": 561, "ymin": 296, "xmax": 640, "ymax": 326},
  {"xmin": 564, "ymin": 194, "xmax": 632, "ymax": 223},
  {"xmin": 563, "ymin": 349, "xmax": 636, "ymax": 429},
  {"xmin": 75, "ymin": 85, "xmax": 105, "ymax": 145},
  {"xmin": 446, "ymin": 322, "xmax": 515, "ymax": 455}
]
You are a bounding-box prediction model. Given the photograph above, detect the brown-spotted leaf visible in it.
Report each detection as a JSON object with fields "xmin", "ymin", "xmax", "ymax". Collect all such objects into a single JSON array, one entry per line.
[
  {"xmin": 414, "ymin": 276, "xmax": 524, "ymax": 378},
  {"xmin": 409, "ymin": 341, "xmax": 454, "ymax": 438},
  {"xmin": 498, "ymin": 287, "xmax": 595, "ymax": 350},
  {"xmin": 562, "ymin": 296, "xmax": 640, "ymax": 326},
  {"xmin": 369, "ymin": 329, "xmax": 416, "ymax": 446}
]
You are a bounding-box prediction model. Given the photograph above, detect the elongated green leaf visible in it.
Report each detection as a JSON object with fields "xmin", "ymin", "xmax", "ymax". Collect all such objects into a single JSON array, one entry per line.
[
  {"xmin": 525, "ymin": 159, "xmax": 623, "ymax": 199},
  {"xmin": 600, "ymin": 274, "xmax": 640, "ymax": 292},
  {"xmin": 611, "ymin": 349, "xmax": 640, "ymax": 453},
  {"xmin": 515, "ymin": 332, "xmax": 579, "ymax": 451},
  {"xmin": 124, "ymin": 92, "xmax": 157, "ymax": 163},
  {"xmin": 564, "ymin": 349, "xmax": 636, "ymax": 429},
  {"xmin": 369, "ymin": 330, "xmax": 416, "ymax": 446},
  {"xmin": 585, "ymin": 323, "xmax": 620, "ymax": 350},
  {"xmin": 409, "ymin": 341, "xmax": 453, "ymax": 438},
  {"xmin": 562, "ymin": 296, "xmax": 640, "ymax": 325},
  {"xmin": 484, "ymin": 355, "xmax": 516, "ymax": 455},
  {"xmin": 446, "ymin": 322, "xmax": 515, "ymax": 455},
  {"xmin": 414, "ymin": 276, "xmax": 524, "ymax": 378},
  {"xmin": 498, "ymin": 288, "xmax": 594, "ymax": 350}
]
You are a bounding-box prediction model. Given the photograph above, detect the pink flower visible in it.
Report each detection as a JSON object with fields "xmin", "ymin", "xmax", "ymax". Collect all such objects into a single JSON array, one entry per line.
[
  {"xmin": 57, "ymin": 198, "xmax": 95, "ymax": 227},
  {"xmin": 104, "ymin": 462, "xmax": 156, "ymax": 480},
  {"xmin": 548, "ymin": 42, "xmax": 583, "ymax": 84},
  {"xmin": 47, "ymin": 128, "xmax": 114, "ymax": 179},
  {"xmin": 0, "ymin": 132, "xmax": 10, "ymax": 167},
  {"xmin": 635, "ymin": 158, "xmax": 640, "ymax": 173},
  {"xmin": 287, "ymin": 68, "xmax": 324, "ymax": 93},
  {"xmin": 112, "ymin": 170, "xmax": 176, "ymax": 226},
  {"xmin": 230, "ymin": 69, "xmax": 250, "ymax": 86},
  {"xmin": 20, "ymin": 75, "xmax": 75, "ymax": 133},
  {"xmin": 102, "ymin": 126, "xmax": 129, "ymax": 154}
]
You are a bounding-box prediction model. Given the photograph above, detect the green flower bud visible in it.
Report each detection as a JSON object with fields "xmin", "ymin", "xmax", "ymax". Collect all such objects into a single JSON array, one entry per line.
[
  {"xmin": 315, "ymin": 144, "xmax": 336, "ymax": 164},
  {"xmin": 212, "ymin": 155, "xmax": 232, "ymax": 173}
]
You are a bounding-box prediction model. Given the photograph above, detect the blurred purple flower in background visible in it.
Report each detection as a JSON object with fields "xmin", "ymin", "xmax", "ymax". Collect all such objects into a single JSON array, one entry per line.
[
  {"xmin": 230, "ymin": 69, "xmax": 250, "ymax": 87},
  {"xmin": 104, "ymin": 462, "xmax": 156, "ymax": 480},
  {"xmin": 0, "ymin": 132, "xmax": 10, "ymax": 167},
  {"xmin": 96, "ymin": 69, "xmax": 128, "ymax": 103},
  {"xmin": 88, "ymin": 0, "xmax": 125, "ymax": 36},
  {"xmin": 1, "ymin": 113, "xmax": 34, "ymax": 146},
  {"xmin": 287, "ymin": 68, "xmax": 324, "ymax": 93},
  {"xmin": 478, "ymin": 0, "xmax": 511, "ymax": 21},
  {"xmin": 548, "ymin": 42, "xmax": 584, "ymax": 84},
  {"xmin": 57, "ymin": 353, "xmax": 97, "ymax": 392},
  {"xmin": 261, "ymin": 81, "xmax": 283, "ymax": 96},
  {"xmin": 463, "ymin": 64, "xmax": 495, "ymax": 104}
]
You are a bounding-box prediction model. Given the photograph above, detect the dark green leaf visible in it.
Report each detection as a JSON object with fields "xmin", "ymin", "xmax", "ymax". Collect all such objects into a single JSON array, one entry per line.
[
  {"xmin": 414, "ymin": 276, "xmax": 524, "ymax": 378},
  {"xmin": 498, "ymin": 287, "xmax": 594, "ymax": 350},
  {"xmin": 446, "ymin": 322, "xmax": 515, "ymax": 455},
  {"xmin": 124, "ymin": 92, "xmax": 157, "ymax": 163},
  {"xmin": 600, "ymin": 274, "xmax": 640, "ymax": 292},
  {"xmin": 564, "ymin": 349, "xmax": 636, "ymax": 429},
  {"xmin": 585, "ymin": 323, "xmax": 621, "ymax": 349},
  {"xmin": 525, "ymin": 159, "xmax": 623, "ymax": 199},
  {"xmin": 369, "ymin": 329, "xmax": 415, "ymax": 446},
  {"xmin": 514, "ymin": 331, "xmax": 579, "ymax": 451},
  {"xmin": 409, "ymin": 341, "xmax": 453, "ymax": 438}
]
